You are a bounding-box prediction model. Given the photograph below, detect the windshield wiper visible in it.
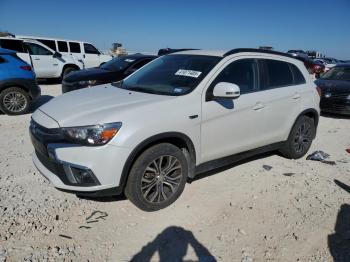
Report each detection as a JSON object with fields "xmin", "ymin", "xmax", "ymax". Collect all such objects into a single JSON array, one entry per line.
[{"xmin": 127, "ymin": 86, "xmax": 159, "ymax": 95}]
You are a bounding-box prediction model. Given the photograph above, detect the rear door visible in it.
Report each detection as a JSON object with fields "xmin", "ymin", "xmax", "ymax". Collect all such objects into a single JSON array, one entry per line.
[
  {"xmin": 83, "ymin": 43, "xmax": 101, "ymax": 68},
  {"xmin": 25, "ymin": 42, "xmax": 58, "ymax": 78},
  {"xmin": 256, "ymin": 58, "xmax": 305, "ymax": 143},
  {"xmin": 68, "ymin": 42, "xmax": 84, "ymax": 67}
]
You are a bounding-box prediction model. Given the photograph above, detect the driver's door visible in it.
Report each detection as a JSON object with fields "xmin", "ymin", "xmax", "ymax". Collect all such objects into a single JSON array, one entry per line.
[
  {"xmin": 201, "ymin": 58, "xmax": 265, "ymax": 163},
  {"xmin": 26, "ymin": 42, "xmax": 58, "ymax": 78}
]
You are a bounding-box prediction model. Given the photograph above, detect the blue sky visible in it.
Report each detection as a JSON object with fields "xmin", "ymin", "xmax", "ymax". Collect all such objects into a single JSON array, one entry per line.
[{"xmin": 1, "ymin": 0, "xmax": 349, "ymax": 59}]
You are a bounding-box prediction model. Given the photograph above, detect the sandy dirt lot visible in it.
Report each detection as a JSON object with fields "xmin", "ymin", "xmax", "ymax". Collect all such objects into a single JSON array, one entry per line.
[{"xmin": 0, "ymin": 84, "xmax": 350, "ymax": 261}]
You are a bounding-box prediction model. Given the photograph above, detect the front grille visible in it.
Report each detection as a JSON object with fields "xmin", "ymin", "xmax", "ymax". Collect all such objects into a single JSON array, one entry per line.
[{"xmin": 30, "ymin": 120, "xmax": 65, "ymax": 156}]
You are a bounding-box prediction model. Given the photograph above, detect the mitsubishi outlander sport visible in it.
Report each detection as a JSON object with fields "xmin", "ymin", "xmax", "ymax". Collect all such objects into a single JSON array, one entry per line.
[{"xmin": 30, "ymin": 49, "xmax": 320, "ymax": 211}]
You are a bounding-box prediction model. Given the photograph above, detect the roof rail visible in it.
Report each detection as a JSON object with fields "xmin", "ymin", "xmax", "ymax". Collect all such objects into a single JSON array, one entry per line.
[
  {"xmin": 223, "ymin": 48, "xmax": 295, "ymax": 59},
  {"xmin": 157, "ymin": 48, "xmax": 199, "ymax": 56}
]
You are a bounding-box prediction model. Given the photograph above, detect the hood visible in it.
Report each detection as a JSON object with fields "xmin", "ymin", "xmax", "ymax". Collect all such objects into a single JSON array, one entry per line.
[
  {"xmin": 64, "ymin": 67, "xmax": 123, "ymax": 82},
  {"xmin": 38, "ymin": 85, "xmax": 174, "ymax": 127},
  {"xmin": 315, "ymin": 79, "xmax": 350, "ymax": 93}
]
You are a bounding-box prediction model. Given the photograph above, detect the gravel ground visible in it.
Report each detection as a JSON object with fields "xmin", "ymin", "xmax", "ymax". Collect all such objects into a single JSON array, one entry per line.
[{"xmin": 0, "ymin": 84, "xmax": 350, "ymax": 261}]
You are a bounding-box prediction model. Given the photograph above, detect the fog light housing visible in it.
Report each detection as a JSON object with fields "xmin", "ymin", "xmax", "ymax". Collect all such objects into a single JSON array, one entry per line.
[{"xmin": 63, "ymin": 165, "xmax": 100, "ymax": 186}]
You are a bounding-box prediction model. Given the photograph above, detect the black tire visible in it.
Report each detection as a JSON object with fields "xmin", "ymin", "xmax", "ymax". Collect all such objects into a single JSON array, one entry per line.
[
  {"xmin": 125, "ymin": 143, "xmax": 188, "ymax": 211},
  {"xmin": 0, "ymin": 87, "xmax": 30, "ymax": 115},
  {"xmin": 279, "ymin": 115, "xmax": 315, "ymax": 159},
  {"xmin": 62, "ymin": 67, "xmax": 77, "ymax": 78}
]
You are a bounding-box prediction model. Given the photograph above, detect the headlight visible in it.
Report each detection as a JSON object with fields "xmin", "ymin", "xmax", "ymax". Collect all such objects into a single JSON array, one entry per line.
[
  {"xmin": 78, "ymin": 80, "xmax": 98, "ymax": 86},
  {"xmin": 62, "ymin": 122, "xmax": 122, "ymax": 146}
]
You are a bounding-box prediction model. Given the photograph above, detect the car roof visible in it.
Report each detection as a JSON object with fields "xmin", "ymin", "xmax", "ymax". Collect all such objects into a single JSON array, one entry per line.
[
  {"xmin": 335, "ymin": 63, "xmax": 350, "ymax": 68},
  {"xmin": 170, "ymin": 50, "xmax": 226, "ymax": 57},
  {"xmin": 172, "ymin": 48, "xmax": 297, "ymax": 60},
  {"xmin": 0, "ymin": 47, "xmax": 15, "ymax": 54},
  {"xmin": 17, "ymin": 35, "xmax": 86, "ymax": 43},
  {"xmin": 124, "ymin": 54, "xmax": 157, "ymax": 59}
]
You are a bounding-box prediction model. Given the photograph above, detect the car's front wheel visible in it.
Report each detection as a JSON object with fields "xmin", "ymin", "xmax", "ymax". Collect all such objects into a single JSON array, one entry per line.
[
  {"xmin": 125, "ymin": 143, "xmax": 188, "ymax": 211},
  {"xmin": 280, "ymin": 115, "xmax": 316, "ymax": 159},
  {"xmin": 0, "ymin": 87, "xmax": 30, "ymax": 115}
]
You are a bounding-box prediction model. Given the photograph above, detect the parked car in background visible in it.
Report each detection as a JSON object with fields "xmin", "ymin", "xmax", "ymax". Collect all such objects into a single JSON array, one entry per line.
[
  {"xmin": 18, "ymin": 35, "xmax": 112, "ymax": 68},
  {"xmin": 30, "ymin": 48, "xmax": 320, "ymax": 211},
  {"xmin": 295, "ymin": 56, "xmax": 325, "ymax": 77},
  {"xmin": 62, "ymin": 54, "xmax": 157, "ymax": 93},
  {"xmin": 315, "ymin": 64, "xmax": 350, "ymax": 115},
  {"xmin": 287, "ymin": 50, "xmax": 309, "ymax": 59},
  {"xmin": 314, "ymin": 58, "xmax": 339, "ymax": 71},
  {"xmin": 0, "ymin": 37, "xmax": 84, "ymax": 79},
  {"xmin": 0, "ymin": 48, "xmax": 40, "ymax": 115}
]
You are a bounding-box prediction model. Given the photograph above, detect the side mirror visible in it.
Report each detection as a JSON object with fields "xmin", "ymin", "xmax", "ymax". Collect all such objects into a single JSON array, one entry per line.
[
  {"xmin": 212, "ymin": 82, "xmax": 240, "ymax": 99},
  {"xmin": 53, "ymin": 52, "xmax": 62, "ymax": 58}
]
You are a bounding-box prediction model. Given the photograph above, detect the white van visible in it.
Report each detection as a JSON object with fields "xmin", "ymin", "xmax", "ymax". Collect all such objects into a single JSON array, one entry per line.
[
  {"xmin": 18, "ymin": 35, "xmax": 112, "ymax": 68},
  {"xmin": 0, "ymin": 37, "xmax": 84, "ymax": 79}
]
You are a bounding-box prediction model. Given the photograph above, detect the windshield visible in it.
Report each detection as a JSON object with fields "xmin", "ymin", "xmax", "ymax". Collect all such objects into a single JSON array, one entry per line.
[
  {"xmin": 116, "ymin": 54, "xmax": 221, "ymax": 96},
  {"xmin": 321, "ymin": 67, "xmax": 350, "ymax": 81},
  {"xmin": 100, "ymin": 57, "xmax": 137, "ymax": 71}
]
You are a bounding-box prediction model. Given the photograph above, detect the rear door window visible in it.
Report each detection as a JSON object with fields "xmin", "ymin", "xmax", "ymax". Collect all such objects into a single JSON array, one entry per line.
[
  {"xmin": 69, "ymin": 42, "xmax": 81, "ymax": 53},
  {"xmin": 84, "ymin": 43, "xmax": 100, "ymax": 54},
  {"xmin": 0, "ymin": 39, "xmax": 26, "ymax": 53},
  {"xmin": 37, "ymin": 39, "xmax": 56, "ymax": 51},
  {"xmin": 263, "ymin": 59, "xmax": 294, "ymax": 89},
  {"xmin": 58, "ymin": 41, "xmax": 68, "ymax": 52}
]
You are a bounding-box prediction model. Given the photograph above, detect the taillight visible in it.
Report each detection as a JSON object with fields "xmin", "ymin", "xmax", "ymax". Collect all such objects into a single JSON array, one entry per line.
[
  {"xmin": 316, "ymin": 86, "xmax": 322, "ymax": 96},
  {"xmin": 20, "ymin": 65, "xmax": 32, "ymax": 71}
]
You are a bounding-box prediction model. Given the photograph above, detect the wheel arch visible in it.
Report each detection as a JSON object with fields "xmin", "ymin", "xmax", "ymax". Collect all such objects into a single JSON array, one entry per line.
[
  {"xmin": 61, "ymin": 64, "xmax": 80, "ymax": 77},
  {"xmin": 119, "ymin": 132, "xmax": 197, "ymax": 190},
  {"xmin": 298, "ymin": 108, "xmax": 319, "ymax": 127}
]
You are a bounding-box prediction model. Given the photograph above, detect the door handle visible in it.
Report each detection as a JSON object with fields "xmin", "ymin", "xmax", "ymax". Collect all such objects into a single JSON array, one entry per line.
[
  {"xmin": 34, "ymin": 58, "xmax": 40, "ymax": 60},
  {"xmin": 252, "ymin": 102, "xmax": 265, "ymax": 110},
  {"xmin": 292, "ymin": 93, "xmax": 301, "ymax": 100}
]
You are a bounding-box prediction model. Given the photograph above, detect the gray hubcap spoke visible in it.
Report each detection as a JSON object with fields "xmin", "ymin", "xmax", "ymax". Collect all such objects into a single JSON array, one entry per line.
[
  {"xmin": 141, "ymin": 155, "xmax": 182, "ymax": 203},
  {"xmin": 294, "ymin": 122, "xmax": 312, "ymax": 153},
  {"xmin": 3, "ymin": 91, "xmax": 27, "ymax": 113}
]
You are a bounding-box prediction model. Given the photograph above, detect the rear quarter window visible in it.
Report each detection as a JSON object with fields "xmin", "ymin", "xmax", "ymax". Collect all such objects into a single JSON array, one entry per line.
[{"xmin": 0, "ymin": 56, "xmax": 6, "ymax": 63}]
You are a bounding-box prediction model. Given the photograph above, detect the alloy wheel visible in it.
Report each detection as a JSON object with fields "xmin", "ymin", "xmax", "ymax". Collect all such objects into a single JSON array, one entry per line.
[
  {"xmin": 141, "ymin": 155, "xmax": 182, "ymax": 203},
  {"xmin": 3, "ymin": 91, "xmax": 27, "ymax": 113},
  {"xmin": 293, "ymin": 122, "xmax": 312, "ymax": 154}
]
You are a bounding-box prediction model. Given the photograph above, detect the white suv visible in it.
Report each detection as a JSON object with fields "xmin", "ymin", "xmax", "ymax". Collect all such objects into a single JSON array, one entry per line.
[
  {"xmin": 18, "ymin": 35, "xmax": 112, "ymax": 68},
  {"xmin": 0, "ymin": 37, "xmax": 84, "ymax": 79},
  {"xmin": 30, "ymin": 49, "xmax": 320, "ymax": 211}
]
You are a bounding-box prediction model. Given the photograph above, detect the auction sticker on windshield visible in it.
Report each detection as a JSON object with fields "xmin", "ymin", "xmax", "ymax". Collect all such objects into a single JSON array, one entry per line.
[{"xmin": 175, "ymin": 69, "xmax": 202, "ymax": 78}]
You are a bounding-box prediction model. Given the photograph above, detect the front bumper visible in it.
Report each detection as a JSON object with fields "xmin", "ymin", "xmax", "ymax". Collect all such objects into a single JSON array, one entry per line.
[
  {"xmin": 61, "ymin": 80, "xmax": 87, "ymax": 93},
  {"xmin": 30, "ymin": 122, "xmax": 131, "ymax": 194},
  {"xmin": 320, "ymin": 96, "xmax": 350, "ymax": 116}
]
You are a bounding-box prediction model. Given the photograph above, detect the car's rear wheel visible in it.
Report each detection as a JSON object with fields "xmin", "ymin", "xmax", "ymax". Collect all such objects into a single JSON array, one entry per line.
[
  {"xmin": 280, "ymin": 115, "xmax": 315, "ymax": 159},
  {"xmin": 0, "ymin": 87, "xmax": 30, "ymax": 115},
  {"xmin": 125, "ymin": 143, "xmax": 188, "ymax": 211}
]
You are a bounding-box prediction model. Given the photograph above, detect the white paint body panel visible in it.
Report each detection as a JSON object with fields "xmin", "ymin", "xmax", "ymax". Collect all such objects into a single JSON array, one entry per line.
[{"xmin": 31, "ymin": 51, "xmax": 320, "ymax": 192}]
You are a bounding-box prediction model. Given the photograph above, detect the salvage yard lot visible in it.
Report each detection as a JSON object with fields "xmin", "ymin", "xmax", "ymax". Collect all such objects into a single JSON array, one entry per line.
[{"xmin": 1, "ymin": 84, "xmax": 350, "ymax": 261}]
